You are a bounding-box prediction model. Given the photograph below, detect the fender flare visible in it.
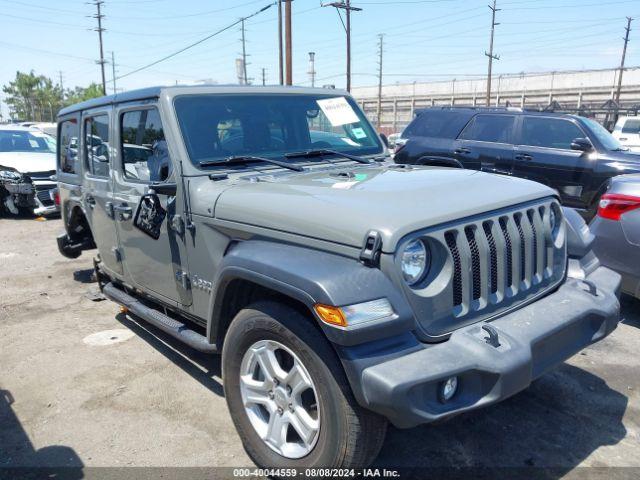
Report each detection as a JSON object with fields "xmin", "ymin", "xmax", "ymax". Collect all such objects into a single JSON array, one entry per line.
[{"xmin": 207, "ymin": 240, "xmax": 414, "ymax": 347}]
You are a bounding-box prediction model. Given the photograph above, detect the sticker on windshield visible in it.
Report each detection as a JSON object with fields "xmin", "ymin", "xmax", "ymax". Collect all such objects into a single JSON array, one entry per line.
[
  {"xmin": 351, "ymin": 127, "xmax": 367, "ymax": 139},
  {"xmin": 316, "ymin": 97, "xmax": 359, "ymax": 126}
]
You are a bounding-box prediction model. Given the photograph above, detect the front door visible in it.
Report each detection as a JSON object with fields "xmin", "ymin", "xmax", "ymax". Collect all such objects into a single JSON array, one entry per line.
[
  {"xmin": 82, "ymin": 110, "xmax": 122, "ymax": 276},
  {"xmin": 513, "ymin": 115, "xmax": 589, "ymax": 209},
  {"xmin": 453, "ymin": 113, "xmax": 516, "ymax": 175},
  {"xmin": 111, "ymin": 103, "xmax": 192, "ymax": 306}
]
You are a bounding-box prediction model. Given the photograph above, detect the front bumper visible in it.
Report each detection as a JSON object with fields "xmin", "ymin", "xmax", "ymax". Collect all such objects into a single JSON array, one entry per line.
[{"xmin": 356, "ymin": 266, "xmax": 621, "ymax": 428}]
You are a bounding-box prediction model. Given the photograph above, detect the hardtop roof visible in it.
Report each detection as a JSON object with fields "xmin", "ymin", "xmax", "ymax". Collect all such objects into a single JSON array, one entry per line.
[{"xmin": 57, "ymin": 85, "xmax": 350, "ymax": 117}]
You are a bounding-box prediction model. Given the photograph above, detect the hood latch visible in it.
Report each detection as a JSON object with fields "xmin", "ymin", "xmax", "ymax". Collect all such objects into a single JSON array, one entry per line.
[{"xmin": 360, "ymin": 230, "xmax": 382, "ymax": 267}]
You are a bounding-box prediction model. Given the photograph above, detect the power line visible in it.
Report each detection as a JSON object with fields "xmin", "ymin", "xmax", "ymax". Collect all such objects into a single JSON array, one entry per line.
[{"xmin": 115, "ymin": 2, "xmax": 274, "ymax": 82}]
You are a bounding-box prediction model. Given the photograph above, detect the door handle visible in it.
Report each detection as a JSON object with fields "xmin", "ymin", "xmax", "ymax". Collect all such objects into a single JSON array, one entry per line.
[
  {"xmin": 454, "ymin": 147, "xmax": 471, "ymax": 155},
  {"xmin": 515, "ymin": 154, "xmax": 533, "ymax": 161},
  {"xmin": 113, "ymin": 204, "xmax": 133, "ymax": 221}
]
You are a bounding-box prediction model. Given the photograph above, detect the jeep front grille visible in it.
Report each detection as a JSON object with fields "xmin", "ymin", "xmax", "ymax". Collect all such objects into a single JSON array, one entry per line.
[
  {"xmin": 399, "ymin": 198, "xmax": 567, "ymax": 339},
  {"xmin": 444, "ymin": 203, "xmax": 559, "ymax": 311}
]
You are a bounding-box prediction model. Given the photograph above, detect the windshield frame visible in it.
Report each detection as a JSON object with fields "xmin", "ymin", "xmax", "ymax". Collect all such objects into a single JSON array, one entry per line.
[
  {"xmin": 172, "ymin": 92, "xmax": 384, "ymax": 171},
  {"xmin": 580, "ymin": 117, "xmax": 624, "ymax": 151}
]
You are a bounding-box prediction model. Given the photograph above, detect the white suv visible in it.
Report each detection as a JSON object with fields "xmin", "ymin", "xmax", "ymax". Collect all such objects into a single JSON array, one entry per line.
[{"xmin": 612, "ymin": 116, "xmax": 640, "ymax": 152}]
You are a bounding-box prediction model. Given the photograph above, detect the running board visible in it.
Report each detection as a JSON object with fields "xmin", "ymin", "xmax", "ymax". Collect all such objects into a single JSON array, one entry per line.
[{"xmin": 103, "ymin": 282, "xmax": 217, "ymax": 353}]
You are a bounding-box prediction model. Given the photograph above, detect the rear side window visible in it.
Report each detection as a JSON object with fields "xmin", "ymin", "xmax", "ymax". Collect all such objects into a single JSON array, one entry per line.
[
  {"xmin": 622, "ymin": 119, "xmax": 640, "ymax": 134},
  {"xmin": 458, "ymin": 114, "xmax": 515, "ymax": 143},
  {"xmin": 403, "ymin": 110, "xmax": 472, "ymax": 139},
  {"xmin": 58, "ymin": 119, "xmax": 79, "ymax": 174},
  {"xmin": 520, "ymin": 117, "xmax": 584, "ymax": 150},
  {"xmin": 121, "ymin": 108, "xmax": 169, "ymax": 182},
  {"xmin": 84, "ymin": 114, "xmax": 110, "ymax": 177}
]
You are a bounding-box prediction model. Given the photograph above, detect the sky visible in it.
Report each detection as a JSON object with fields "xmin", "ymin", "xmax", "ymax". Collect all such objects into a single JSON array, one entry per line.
[{"xmin": 0, "ymin": 0, "xmax": 639, "ymax": 119}]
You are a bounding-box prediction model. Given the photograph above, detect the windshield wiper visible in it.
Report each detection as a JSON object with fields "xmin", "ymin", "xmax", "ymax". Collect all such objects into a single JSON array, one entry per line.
[
  {"xmin": 199, "ymin": 155, "xmax": 303, "ymax": 172},
  {"xmin": 285, "ymin": 149, "xmax": 372, "ymax": 164}
]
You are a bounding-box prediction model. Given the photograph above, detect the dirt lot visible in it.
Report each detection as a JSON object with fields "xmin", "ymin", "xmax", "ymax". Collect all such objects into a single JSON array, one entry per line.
[{"xmin": 1, "ymin": 216, "xmax": 639, "ymax": 476}]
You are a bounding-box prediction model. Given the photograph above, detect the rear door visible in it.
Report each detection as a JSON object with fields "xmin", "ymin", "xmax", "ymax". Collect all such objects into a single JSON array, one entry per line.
[
  {"xmin": 453, "ymin": 113, "xmax": 516, "ymax": 174},
  {"xmin": 513, "ymin": 115, "xmax": 589, "ymax": 208},
  {"xmin": 81, "ymin": 109, "xmax": 122, "ymax": 276},
  {"xmin": 111, "ymin": 102, "xmax": 192, "ymax": 306}
]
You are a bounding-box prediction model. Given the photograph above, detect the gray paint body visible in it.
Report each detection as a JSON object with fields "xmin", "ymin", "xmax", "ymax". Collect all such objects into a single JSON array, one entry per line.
[
  {"xmin": 591, "ymin": 173, "xmax": 640, "ymax": 299},
  {"xmin": 56, "ymin": 85, "xmax": 621, "ymax": 428}
]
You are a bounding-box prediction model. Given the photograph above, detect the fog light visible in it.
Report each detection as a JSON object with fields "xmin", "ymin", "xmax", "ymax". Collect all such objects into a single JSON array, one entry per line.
[{"xmin": 439, "ymin": 376, "xmax": 458, "ymax": 403}]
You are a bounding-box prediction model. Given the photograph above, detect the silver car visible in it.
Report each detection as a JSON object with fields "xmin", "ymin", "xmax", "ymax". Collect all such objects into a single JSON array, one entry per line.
[{"xmin": 591, "ymin": 173, "xmax": 640, "ymax": 299}]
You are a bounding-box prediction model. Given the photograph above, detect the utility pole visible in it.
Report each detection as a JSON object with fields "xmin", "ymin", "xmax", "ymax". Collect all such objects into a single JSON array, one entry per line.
[
  {"xmin": 262, "ymin": 68, "xmax": 267, "ymax": 86},
  {"xmin": 323, "ymin": 1, "xmax": 362, "ymax": 92},
  {"xmin": 278, "ymin": 0, "xmax": 284, "ymax": 85},
  {"xmin": 285, "ymin": 0, "xmax": 292, "ymax": 85},
  {"xmin": 308, "ymin": 52, "xmax": 316, "ymax": 87},
  {"xmin": 240, "ymin": 18, "xmax": 248, "ymax": 84},
  {"xmin": 376, "ymin": 34, "xmax": 384, "ymax": 129},
  {"xmin": 614, "ymin": 17, "xmax": 633, "ymax": 105},
  {"xmin": 485, "ymin": 0, "xmax": 500, "ymax": 106},
  {"xmin": 110, "ymin": 51, "xmax": 117, "ymax": 94},
  {"xmin": 58, "ymin": 71, "xmax": 64, "ymax": 101},
  {"xmin": 91, "ymin": 0, "xmax": 107, "ymax": 96}
]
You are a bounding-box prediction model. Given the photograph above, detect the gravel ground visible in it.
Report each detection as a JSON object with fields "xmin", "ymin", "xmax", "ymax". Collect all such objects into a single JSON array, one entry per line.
[{"xmin": 1, "ymin": 216, "xmax": 639, "ymax": 476}]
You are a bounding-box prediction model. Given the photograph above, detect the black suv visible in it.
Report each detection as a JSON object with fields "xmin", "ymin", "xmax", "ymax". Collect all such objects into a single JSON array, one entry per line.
[{"xmin": 395, "ymin": 107, "xmax": 640, "ymax": 219}]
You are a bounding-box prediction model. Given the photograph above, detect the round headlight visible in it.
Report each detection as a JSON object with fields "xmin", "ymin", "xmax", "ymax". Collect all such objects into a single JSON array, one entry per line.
[
  {"xmin": 549, "ymin": 204, "xmax": 562, "ymax": 240},
  {"xmin": 401, "ymin": 239, "xmax": 430, "ymax": 285}
]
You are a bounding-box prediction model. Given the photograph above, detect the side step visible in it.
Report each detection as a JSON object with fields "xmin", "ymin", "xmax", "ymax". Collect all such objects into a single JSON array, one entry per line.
[{"xmin": 103, "ymin": 282, "xmax": 217, "ymax": 353}]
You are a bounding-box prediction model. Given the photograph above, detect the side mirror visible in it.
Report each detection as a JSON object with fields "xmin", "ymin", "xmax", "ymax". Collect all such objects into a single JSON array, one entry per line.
[
  {"xmin": 570, "ymin": 137, "xmax": 593, "ymax": 152},
  {"xmin": 379, "ymin": 132, "xmax": 389, "ymax": 148}
]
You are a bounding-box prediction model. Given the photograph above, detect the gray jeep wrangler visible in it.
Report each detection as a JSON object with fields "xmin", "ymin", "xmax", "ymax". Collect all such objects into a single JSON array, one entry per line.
[{"xmin": 56, "ymin": 86, "xmax": 621, "ymax": 469}]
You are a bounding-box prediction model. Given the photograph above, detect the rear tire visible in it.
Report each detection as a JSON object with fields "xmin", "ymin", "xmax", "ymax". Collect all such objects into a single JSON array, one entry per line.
[{"xmin": 222, "ymin": 301, "xmax": 387, "ymax": 469}]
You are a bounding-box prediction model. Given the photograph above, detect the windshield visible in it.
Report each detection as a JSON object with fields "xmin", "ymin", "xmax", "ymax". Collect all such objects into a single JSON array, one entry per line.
[
  {"xmin": 0, "ymin": 130, "xmax": 56, "ymax": 153},
  {"xmin": 581, "ymin": 118, "xmax": 624, "ymax": 151},
  {"xmin": 174, "ymin": 94, "xmax": 383, "ymax": 167}
]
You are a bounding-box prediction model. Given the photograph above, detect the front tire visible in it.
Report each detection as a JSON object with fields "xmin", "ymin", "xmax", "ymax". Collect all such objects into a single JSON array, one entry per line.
[{"xmin": 222, "ymin": 301, "xmax": 387, "ymax": 469}]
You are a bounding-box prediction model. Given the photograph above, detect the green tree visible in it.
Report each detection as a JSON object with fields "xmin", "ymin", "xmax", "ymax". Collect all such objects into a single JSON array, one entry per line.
[
  {"xmin": 64, "ymin": 83, "xmax": 104, "ymax": 105},
  {"xmin": 3, "ymin": 71, "xmax": 62, "ymax": 122},
  {"xmin": 3, "ymin": 71, "xmax": 104, "ymax": 122}
]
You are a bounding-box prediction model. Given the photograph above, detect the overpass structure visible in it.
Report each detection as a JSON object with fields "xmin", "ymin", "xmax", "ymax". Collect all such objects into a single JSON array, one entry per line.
[{"xmin": 351, "ymin": 67, "xmax": 640, "ymax": 134}]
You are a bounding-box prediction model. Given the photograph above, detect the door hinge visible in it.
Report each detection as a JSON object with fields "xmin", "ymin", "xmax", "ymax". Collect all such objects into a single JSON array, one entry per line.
[
  {"xmin": 170, "ymin": 215, "xmax": 185, "ymax": 235},
  {"xmin": 175, "ymin": 270, "xmax": 190, "ymax": 290},
  {"xmin": 111, "ymin": 246, "xmax": 122, "ymax": 263}
]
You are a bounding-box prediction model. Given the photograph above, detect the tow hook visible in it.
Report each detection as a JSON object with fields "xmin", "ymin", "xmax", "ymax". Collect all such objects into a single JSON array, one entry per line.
[{"xmin": 482, "ymin": 324, "xmax": 501, "ymax": 348}]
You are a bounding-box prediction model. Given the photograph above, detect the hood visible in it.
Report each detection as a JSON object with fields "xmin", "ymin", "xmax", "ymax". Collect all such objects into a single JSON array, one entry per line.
[
  {"xmin": 214, "ymin": 165, "xmax": 556, "ymax": 252},
  {"xmin": 0, "ymin": 152, "xmax": 56, "ymax": 174}
]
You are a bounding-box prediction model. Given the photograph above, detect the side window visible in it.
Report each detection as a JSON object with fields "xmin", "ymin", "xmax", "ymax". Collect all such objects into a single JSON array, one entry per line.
[
  {"xmin": 458, "ymin": 115, "xmax": 515, "ymax": 143},
  {"xmin": 120, "ymin": 108, "xmax": 168, "ymax": 182},
  {"xmin": 84, "ymin": 114, "xmax": 110, "ymax": 177},
  {"xmin": 58, "ymin": 118, "xmax": 79, "ymax": 174},
  {"xmin": 622, "ymin": 119, "xmax": 640, "ymax": 134},
  {"xmin": 520, "ymin": 117, "xmax": 584, "ymax": 150}
]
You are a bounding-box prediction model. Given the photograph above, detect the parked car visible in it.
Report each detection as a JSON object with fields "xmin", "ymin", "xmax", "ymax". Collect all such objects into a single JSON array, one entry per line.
[
  {"xmin": 612, "ymin": 115, "xmax": 640, "ymax": 152},
  {"xmin": 0, "ymin": 125, "xmax": 59, "ymax": 216},
  {"xmin": 591, "ymin": 173, "xmax": 640, "ymax": 299},
  {"xmin": 56, "ymin": 86, "xmax": 620, "ymax": 469},
  {"xmin": 29, "ymin": 122, "xmax": 58, "ymax": 138},
  {"xmin": 395, "ymin": 107, "xmax": 640, "ymax": 220}
]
